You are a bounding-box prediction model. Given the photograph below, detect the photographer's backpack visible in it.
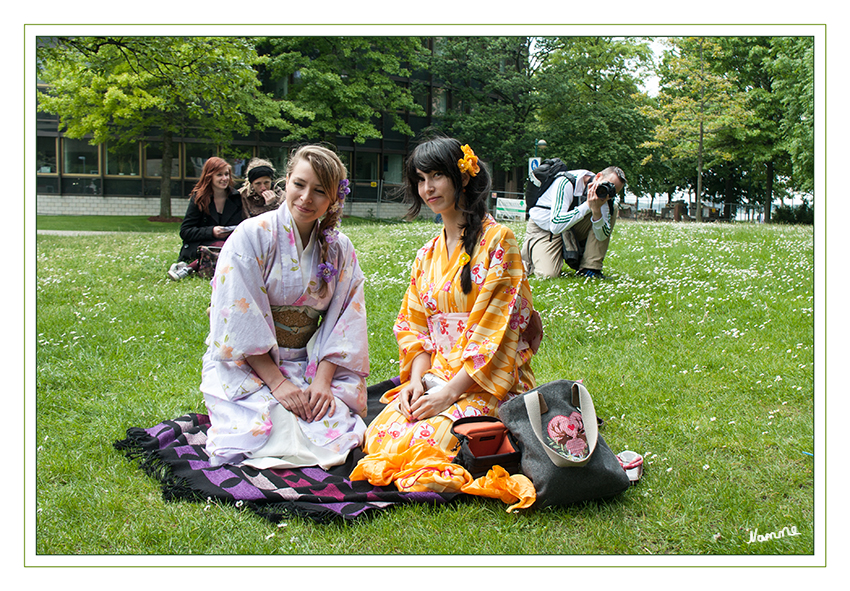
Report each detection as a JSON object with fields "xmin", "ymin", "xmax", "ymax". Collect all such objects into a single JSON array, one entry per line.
[
  {"xmin": 525, "ymin": 158, "xmax": 576, "ymax": 215},
  {"xmin": 524, "ymin": 159, "xmax": 584, "ymax": 270}
]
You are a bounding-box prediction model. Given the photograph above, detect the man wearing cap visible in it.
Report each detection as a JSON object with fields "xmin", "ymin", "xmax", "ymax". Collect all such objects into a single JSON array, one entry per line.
[{"xmin": 520, "ymin": 166, "xmax": 626, "ymax": 279}]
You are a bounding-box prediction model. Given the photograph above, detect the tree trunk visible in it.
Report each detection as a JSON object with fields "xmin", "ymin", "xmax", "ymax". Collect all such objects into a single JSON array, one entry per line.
[
  {"xmin": 696, "ymin": 120, "xmax": 704, "ymax": 223},
  {"xmin": 724, "ymin": 175, "xmax": 733, "ymax": 220},
  {"xmin": 764, "ymin": 161, "xmax": 774, "ymax": 223},
  {"xmin": 696, "ymin": 39, "xmax": 705, "ymax": 223},
  {"xmin": 159, "ymin": 130, "xmax": 173, "ymax": 218}
]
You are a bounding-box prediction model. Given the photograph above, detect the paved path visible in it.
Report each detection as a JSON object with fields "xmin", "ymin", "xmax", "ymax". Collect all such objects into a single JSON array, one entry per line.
[{"xmin": 37, "ymin": 230, "xmax": 123, "ymax": 235}]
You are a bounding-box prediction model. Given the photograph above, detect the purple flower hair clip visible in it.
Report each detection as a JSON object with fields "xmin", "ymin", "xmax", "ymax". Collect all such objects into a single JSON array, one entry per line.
[
  {"xmin": 338, "ymin": 179, "xmax": 350, "ymax": 200},
  {"xmin": 317, "ymin": 262, "xmax": 338, "ymax": 283},
  {"xmin": 322, "ymin": 227, "xmax": 339, "ymax": 245}
]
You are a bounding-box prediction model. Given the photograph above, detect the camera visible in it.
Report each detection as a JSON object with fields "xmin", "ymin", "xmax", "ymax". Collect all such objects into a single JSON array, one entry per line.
[{"xmin": 595, "ymin": 181, "xmax": 617, "ymax": 199}]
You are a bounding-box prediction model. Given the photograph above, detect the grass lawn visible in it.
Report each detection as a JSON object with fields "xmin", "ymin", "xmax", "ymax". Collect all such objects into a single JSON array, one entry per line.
[{"xmin": 32, "ymin": 216, "xmax": 816, "ymax": 560}]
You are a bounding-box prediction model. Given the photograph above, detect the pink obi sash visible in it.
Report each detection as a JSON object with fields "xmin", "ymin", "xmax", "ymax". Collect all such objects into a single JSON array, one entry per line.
[{"xmin": 426, "ymin": 312, "xmax": 469, "ymax": 358}]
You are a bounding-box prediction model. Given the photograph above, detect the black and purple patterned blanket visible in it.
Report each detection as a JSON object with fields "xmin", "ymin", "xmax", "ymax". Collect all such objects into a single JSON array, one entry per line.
[{"xmin": 114, "ymin": 381, "xmax": 459, "ymax": 523}]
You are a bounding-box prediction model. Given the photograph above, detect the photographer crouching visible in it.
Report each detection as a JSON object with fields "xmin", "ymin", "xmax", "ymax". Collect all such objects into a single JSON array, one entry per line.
[{"xmin": 520, "ymin": 165, "xmax": 626, "ymax": 279}]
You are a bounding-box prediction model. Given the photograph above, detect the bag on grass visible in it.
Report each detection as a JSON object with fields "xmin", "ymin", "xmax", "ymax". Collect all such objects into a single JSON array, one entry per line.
[
  {"xmin": 197, "ymin": 245, "xmax": 222, "ymax": 279},
  {"xmin": 498, "ymin": 379, "xmax": 630, "ymax": 508},
  {"xmin": 451, "ymin": 416, "xmax": 522, "ymax": 479}
]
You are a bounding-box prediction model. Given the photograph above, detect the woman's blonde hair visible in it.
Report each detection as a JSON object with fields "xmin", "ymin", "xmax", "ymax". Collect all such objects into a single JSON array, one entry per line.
[{"xmin": 286, "ymin": 145, "xmax": 348, "ymax": 297}]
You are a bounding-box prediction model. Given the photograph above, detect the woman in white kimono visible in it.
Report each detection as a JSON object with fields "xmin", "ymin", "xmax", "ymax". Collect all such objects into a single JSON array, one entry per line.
[{"xmin": 201, "ymin": 145, "xmax": 369, "ymax": 469}]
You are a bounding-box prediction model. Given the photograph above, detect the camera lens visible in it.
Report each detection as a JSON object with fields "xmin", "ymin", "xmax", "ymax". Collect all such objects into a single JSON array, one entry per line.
[{"xmin": 596, "ymin": 182, "xmax": 616, "ymax": 199}]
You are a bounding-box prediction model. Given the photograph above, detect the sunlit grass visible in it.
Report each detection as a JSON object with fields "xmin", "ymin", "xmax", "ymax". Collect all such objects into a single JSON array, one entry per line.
[{"xmin": 34, "ymin": 218, "xmax": 814, "ymax": 556}]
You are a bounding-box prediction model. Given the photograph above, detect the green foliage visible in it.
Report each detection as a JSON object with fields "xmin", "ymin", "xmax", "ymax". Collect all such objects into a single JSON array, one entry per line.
[
  {"xmin": 36, "ymin": 36, "xmax": 299, "ymax": 217},
  {"xmin": 767, "ymin": 37, "xmax": 815, "ymax": 194},
  {"xmin": 640, "ymin": 38, "xmax": 752, "ymax": 167},
  {"xmin": 532, "ymin": 37, "xmax": 656, "ymax": 183},
  {"xmin": 425, "ymin": 37, "xmax": 538, "ymax": 171},
  {"xmin": 772, "ymin": 200, "xmax": 814, "ymax": 225},
  {"xmin": 35, "ymin": 220, "xmax": 814, "ymax": 556},
  {"xmin": 37, "ymin": 37, "xmax": 294, "ymax": 145},
  {"xmin": 258, "ymin": 37, "xmax": 428, "ymax": 143}
]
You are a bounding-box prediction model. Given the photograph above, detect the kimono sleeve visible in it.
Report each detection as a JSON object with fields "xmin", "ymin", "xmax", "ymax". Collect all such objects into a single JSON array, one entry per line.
[
  {"xmin": 460, "ymin": 226, "xmax": 533, "ymax": 399},
  {"xmin": 309, "ymin": 234, "xmax": 370, "ymax": 378},
  {"xmin": 393, "ymin": 241, "xmax": 437, "ymax": 380},
  {"xmin": 207, "ymin": 220, "xmax": 279, "ymax": 366}
]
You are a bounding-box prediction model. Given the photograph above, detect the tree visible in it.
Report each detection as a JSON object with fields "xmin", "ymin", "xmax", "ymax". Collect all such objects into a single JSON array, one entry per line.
[
  {"xmin": 640, "ymin": 37, "xmax": 752, "ymax": 221},
  {"xmin": 532, "ymin": 37, "xmax": 656, "ymax": 193},
  {"xmin": 711, "ymin": 37, "xmax": 797, "ymax": 222},
  {"xmin": 768, "ymin": 37, "xmax": 815, "ymax": 196},
  {"xmin": 257, "ymin": 37, "xmax": 428, "ymax": 144},
  {"xmin": 37, "ymin": 36, "xmax": 299, "ymax": 218},
  {"xmin": 424, "ymin": 37, "xmax": 539, "ymax": 176}
]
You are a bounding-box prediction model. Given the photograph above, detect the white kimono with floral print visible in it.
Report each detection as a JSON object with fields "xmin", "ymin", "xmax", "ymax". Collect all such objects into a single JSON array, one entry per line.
[{"xmin": 201, "ymin": 204, "xmax": 369, "ymax": 467}]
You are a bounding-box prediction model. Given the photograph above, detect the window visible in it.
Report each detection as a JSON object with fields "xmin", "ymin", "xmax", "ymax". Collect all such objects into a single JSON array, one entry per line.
[
  {"xmin": 183, "ymin": 142, "xmax": 217, "ymax": 179},
  {"xmin": 383, "ymin": 154, "xmax": 403, "ymax": 184},
  {"xmin": 432, "ymin": 87, "xmax": 447, "ymax": 117},
  {"xmin": 354, "ymin": 152, "xmax": 380, "ymax": 183},
  {"xmin": 222, "ymin": 146, "xmax": 254, "ymax": 180},
  {"xmin": 257, "ymin": 145, "xmax": 290, "ymax": 179},
  {"xmin": 63, "ymin": 138, "xmax": 100, "ymax": 175},
  {"xmin": 37, "ymin": 136, "xmax": 57, "ymax": 174},
  {"xmin": 145, "ymin": 142, "xmax": 181, "ymax": 178},
  {"xmin": 105, "ymin": 142, "xmax": 140, "ymax": 176}
]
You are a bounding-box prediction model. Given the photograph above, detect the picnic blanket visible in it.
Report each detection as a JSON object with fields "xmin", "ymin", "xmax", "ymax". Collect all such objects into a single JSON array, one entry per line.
[{"xmin": 113, "ymin": 379, "xmax": 461, "ymax": 523}]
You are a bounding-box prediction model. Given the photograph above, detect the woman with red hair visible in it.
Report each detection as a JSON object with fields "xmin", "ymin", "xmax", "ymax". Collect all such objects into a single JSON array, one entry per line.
[{"xmin": 168, "ymin": 157, "xmax": 246, "ymax": 280}]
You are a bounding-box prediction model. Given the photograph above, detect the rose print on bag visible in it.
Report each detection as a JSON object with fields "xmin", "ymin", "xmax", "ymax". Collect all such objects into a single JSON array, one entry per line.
[{"xmin": 546, "ymin": 412, "xmax": 589, "ymax": 459}]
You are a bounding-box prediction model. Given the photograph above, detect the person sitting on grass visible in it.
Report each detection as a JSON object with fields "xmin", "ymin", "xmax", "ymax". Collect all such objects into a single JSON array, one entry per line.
[
  {"xmin": 239, "ymin": 157, "xmax": 285, "ymax": 218},
  {"xmin": 351, "ymin": 136, "xmax": 541, "ymax": 493},
  {"xmin": 168, "ymin": 157, "xmax": 245, "ymax": 281},
  {"xmin": 201, "ymin": 144, "xmax": 369, "ymax": 470}
]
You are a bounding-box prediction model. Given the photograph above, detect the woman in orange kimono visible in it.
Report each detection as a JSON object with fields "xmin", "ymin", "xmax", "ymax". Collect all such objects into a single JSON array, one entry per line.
[{"xmin": 352, "ymin": 137, "xmax": 541, "ymax": 497}]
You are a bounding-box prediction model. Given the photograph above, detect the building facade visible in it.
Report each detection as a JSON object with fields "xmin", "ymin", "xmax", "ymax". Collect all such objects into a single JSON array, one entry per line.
[{"xmin": 35, "ymin": 39, "xmax": 523, "ymax": 219}]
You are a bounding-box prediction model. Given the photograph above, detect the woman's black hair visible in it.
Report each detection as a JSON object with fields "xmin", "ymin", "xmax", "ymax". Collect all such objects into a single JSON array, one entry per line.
[{"xmin": 403, "ymin": 135, "xmax": 492, "ymax": 294}]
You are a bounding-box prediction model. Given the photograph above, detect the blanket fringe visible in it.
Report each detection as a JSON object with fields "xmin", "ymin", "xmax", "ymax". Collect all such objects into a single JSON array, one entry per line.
[{"xmin": 114, "ymin": 428, "xmax": 203, "ymax": 503}]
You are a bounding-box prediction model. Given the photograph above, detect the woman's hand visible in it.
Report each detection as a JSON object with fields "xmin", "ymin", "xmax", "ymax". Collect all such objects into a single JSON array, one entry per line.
[
  {"xmin": 408, "ymin": 386, "xmax": 460, "ymax": 421},
  {"xmin": 398, "ymin": 353, "xmax": 431, "ymax": 420},
  {"xmin": 397, "ymin": 379, "xmax": 426, "ymax": 420},
  {"xmin": 270, "ymin": 379, "xmax": 311, "ymax": 421},
  {"xmin": 212, "ymin": 225, "xmax": 231, "ymax": 239},
  {"xmin": 302, "ymin": 381, "xmax": 337, "ymax": 422},
  {"xmin": 260, "ymin": 189, "xmax": 278, "ymax": 205},
  {"xmin": 408, "ymin": 367, "xmax": 475, "ymax": 421},
  {"xmin": 300, "ymin": 360, "xmax": 339, "ymax": 422}
]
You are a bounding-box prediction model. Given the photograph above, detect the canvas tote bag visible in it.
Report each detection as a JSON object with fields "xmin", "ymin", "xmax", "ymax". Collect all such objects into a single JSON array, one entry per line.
[{"xmin": 498, "ymin": 379, "xmax": 630, "ymax": 508}]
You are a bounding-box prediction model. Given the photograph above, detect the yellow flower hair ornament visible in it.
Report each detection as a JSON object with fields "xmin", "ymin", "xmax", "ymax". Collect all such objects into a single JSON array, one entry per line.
[
  {"xmin": 458, "ymin": 252, "xmax": 471, "ymax": 266},
  {"xmin": 457, "ymin": 144, "xmax": 480, "ymax": 177}
]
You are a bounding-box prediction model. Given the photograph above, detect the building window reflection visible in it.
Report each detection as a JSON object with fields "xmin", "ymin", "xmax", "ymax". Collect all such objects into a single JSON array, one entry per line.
[
  {"xmin": 183, "ymin": 143, "xmax": 217, "ymax": 179},
  {"xmin": 63, "ymin": 138, "xmax": 99, "ymax": 175},
  {"xmin": 105, "ymin": 143, "xmax": 140, "ymax": 176},
  {"xmin": 145, "ymin": 142, "xmax": 181, "ymax": 178},
  {"xmin": 37, "ymin": 136, "xmax": 58, "ymax": 174}
]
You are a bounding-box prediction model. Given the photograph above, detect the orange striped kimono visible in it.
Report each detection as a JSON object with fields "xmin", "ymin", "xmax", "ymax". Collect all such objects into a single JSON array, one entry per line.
[{"xmin": 361, "ymin": 214, "xmax": 537, "ymax": 460}]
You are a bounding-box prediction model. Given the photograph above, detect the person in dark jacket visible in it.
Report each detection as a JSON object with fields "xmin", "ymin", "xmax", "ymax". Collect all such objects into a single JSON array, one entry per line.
[{"xmin": 168, "ymin": 157, "xmax": 245, "ymax": 280}]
